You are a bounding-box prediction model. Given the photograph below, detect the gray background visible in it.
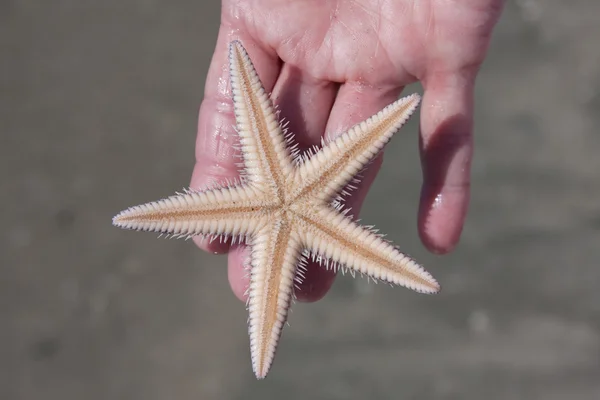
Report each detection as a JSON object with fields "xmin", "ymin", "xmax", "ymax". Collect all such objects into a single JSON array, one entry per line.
[{"xmin": 2, "ymin": 1, "xmax": 599, "ymax": 399}]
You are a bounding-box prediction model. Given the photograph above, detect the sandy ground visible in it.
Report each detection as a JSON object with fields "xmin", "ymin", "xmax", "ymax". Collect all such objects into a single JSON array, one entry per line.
[{"xmin": 2, "ymin": 1, "xmax": 600, "ymax": 399}]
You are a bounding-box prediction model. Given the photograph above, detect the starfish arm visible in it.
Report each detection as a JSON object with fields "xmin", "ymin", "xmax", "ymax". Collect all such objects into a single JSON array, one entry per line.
[
  {"xmin": 247, "ymin": 215, "xmax": 302, "ymax": 379},
  {"xmin": 229, "ymin": 41, "xmax": 293, "ymax": 198},
  {"xmin": 291, "ymin": 94, "xmax": 421, "ymax": 203},
  {"xmin": 296, "ymin": 205, "xmax": 440, "ymax": 294},
  {"xmin": 112, "ymin": 185, "xmax": 270, "ymax": 239}
]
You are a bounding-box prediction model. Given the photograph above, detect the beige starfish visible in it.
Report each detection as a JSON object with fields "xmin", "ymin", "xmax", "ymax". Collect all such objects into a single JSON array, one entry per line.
[{"xmin": 113, "ymin": 41, "xmax": 440, "ymax": 379}]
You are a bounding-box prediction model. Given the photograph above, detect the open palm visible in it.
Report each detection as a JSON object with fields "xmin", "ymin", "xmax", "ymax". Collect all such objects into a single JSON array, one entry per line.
[{"xmin": 191, "ymin": 0, "xmax": 504, "ymax": 301}]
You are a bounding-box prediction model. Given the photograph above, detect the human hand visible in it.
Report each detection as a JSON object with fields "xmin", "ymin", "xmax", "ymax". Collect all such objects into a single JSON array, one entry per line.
[{"xmin": 191, "ymin": 0, "xmax": 505, "ymax": 302}]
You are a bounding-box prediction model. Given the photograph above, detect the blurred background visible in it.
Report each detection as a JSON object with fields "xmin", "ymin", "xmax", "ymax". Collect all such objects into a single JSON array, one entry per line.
[{"xmin": 2, "ymin": 1, "xmax": 599, "ymax": 399}]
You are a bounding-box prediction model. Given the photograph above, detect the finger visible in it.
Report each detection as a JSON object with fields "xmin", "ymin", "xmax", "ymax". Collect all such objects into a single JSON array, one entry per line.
[
  {"xmin": 293, "ymin": 257, "xmax": 337, "ymax": 302},
  {"xmin": 291, "ymin": 81, "xmax": 408, "ymax": 301},
  {"xmin": 271, "ymin": 64, "xmax": 339, "ymax": 147},
  {"xmin": 227, "ymin": 244, "xmax": 338, "ymax": 303},
  {"xmin": 325, "ymin": 82, "xmax": 405, "ymax": 211},
  {"xmin": 228, "ymin": 64, "xmax": 340, "ymax": 302},
  {"xmin": 191, "ymin": 32, "xmax": 281, "ymax": 254},
  {"xmin": 418, "ymin": 71, "xmax": 475, "ymax": 253}
]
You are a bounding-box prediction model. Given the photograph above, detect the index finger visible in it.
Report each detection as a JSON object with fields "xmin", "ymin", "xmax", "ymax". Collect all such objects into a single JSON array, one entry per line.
[{"xmin": 190, "ymin": 32, "xmax": 280, "ymax": 254}]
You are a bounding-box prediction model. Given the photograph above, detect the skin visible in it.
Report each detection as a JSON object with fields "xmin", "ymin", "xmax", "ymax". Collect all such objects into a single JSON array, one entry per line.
[{"xmin": 191, "ymin": 0, "xmax": 505, "ymax": 302}]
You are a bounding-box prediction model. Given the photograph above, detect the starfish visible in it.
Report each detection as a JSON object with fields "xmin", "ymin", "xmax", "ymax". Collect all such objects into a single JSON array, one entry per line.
[{"xmin": 113, "ymin": 41, "xmax": 440, "ymax": 379}]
